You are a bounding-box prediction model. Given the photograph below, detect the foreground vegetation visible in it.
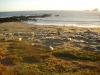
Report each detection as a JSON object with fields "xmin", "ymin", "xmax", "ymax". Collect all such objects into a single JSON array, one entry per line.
[
  {"xmin": 0, "ymin": 22, "xmax": 100, "ymax": 75},
  {"xmin": 0, "ymin": 40, "xmax": 100, "ymax": 75}
]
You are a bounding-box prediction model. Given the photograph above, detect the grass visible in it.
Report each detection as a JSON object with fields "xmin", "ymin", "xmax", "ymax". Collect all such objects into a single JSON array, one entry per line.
[
  {"xmin": 0, "ymin": 39, "xmax": 100, "ymax": 75},
  {"xmin": 52, "ymin": 50, "xmax": 100, "ymax": 61},
  {"xmin": 0, "ymin": 22, "xmax": 100, "ymax": 75}
]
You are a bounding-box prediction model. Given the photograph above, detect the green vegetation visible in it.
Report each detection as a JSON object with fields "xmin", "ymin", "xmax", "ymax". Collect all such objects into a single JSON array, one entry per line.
[
  {"xmin": 52, "ymin": 50, "xmax": 100, "ymax": 61},
  {"xmin": 0, "ymin": 40, "xmax": 100, "ymax": 75},
  {"xmin": 0, "ymin": 22, "xmax": 100, "ymax": 75}
]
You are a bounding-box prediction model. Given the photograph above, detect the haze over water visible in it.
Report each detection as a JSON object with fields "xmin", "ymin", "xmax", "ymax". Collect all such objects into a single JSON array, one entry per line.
[{"xmin": 0, "ymin": 11, "xmax": 100, "ymax": 27}]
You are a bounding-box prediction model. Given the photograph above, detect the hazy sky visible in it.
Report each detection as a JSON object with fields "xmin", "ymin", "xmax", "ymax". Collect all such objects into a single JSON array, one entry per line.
[{"xmin": 0, "ymin": 0, "xmax": 100, "ymax": 12}]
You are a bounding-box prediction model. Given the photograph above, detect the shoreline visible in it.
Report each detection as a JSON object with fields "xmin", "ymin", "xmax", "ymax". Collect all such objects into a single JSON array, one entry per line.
[
  {"xmin": 25, "ymin": 22, "xmax": 100, "ymax": 28},
  {"xmin": 0, "ymin": 22, "xmax": 100, "ymax": 33}
]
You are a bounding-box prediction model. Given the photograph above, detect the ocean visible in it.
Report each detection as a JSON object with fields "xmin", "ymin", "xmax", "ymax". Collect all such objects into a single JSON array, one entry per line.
[{"xmin": 0, "ymin": 10, "xmax": 100, "ymax": 27}]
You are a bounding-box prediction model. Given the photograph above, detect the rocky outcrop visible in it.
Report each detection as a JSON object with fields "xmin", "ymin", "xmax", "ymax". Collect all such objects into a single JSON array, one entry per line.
[{"xmin": 0, "ymin": 14, "xmax": 52, "ymax": 23}]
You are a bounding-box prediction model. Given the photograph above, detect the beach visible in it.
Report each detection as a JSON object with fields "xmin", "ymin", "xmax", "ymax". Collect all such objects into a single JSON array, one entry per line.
[
  {"xmin": 0, "ymin": 0, "xmax": 100, "ymax": 74},
  {"xmin": 0, "ymin": 22, "xmax": 100, "ymax": 32},
  {"xmin": 0, "ymin": 22, "xmax": 100, "ymax": 75}
]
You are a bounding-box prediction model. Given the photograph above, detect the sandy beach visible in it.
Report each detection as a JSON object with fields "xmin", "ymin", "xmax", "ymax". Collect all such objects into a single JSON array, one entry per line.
[{"xmin": 0, "ymin": 22, "xmax": 100, "ymax": 33}]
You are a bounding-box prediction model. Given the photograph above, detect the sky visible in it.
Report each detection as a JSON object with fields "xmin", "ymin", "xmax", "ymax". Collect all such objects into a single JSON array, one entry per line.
[{"xmin": 0, "ymin": 0, "xmax": 100, "ymax": 12}]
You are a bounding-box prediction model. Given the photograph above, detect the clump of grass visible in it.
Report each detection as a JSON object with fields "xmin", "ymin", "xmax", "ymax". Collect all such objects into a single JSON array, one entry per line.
[{"xmin": 52, "ymin": 50, "xmax": 100, "ymax": 61}]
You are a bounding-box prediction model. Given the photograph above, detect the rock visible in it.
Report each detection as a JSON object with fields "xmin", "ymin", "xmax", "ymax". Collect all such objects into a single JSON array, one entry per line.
[{"xmin": 49, "ymin": 46, "xmax": 54, "ymax": 51}]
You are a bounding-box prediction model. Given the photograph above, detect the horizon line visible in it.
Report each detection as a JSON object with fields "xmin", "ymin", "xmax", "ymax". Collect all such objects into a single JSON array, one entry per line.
[{"xmin": 0, "ymin": 9, "xmax": 99, "ymax": 12}]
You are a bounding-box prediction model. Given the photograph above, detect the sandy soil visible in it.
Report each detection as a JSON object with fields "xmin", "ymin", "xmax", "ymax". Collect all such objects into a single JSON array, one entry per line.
[{"xmin": 0, "ymin": 22, "xmax": 100, "ymax": 33}]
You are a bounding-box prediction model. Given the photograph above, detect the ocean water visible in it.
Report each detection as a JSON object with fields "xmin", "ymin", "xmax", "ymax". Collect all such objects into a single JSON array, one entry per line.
[{"xmin": 0, "ymin": 10, "xmax": 100, "ymax": 27}]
